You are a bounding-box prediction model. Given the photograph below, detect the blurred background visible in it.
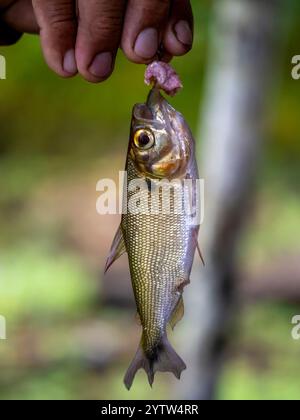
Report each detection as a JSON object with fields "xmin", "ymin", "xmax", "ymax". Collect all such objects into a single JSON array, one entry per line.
[{"xmin": 0, "ymin": 0, "xmax": 299, "ymax": 400}]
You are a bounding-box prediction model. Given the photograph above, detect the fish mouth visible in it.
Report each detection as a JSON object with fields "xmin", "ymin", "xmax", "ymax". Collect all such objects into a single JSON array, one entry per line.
[{"xmin": 133, "ymin": 88, "xmax": 169, "ymax": 125}]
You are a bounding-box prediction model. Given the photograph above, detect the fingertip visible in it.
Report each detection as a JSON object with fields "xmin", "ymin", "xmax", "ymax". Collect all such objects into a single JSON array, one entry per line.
[
  {"xmin": 121, "ymin": 0, "xmax": 170, "ymax": 64},
  {"xmin": 89, "ymin": 52, "xmax": 113, "ymax": 79},
  {"xmin": 163, "ymin": 0, "xmax": 194, "ymax": 57},
  {"xmin": 76, "ymin": 49, "xmax": 115, "ymax": 83},
  {"xmin": 163, "ymin": 20, "xmax": 193, "ymax": 57},
  {"xmin": 63, "ymin": 49, "xmax": 78, "ymax": 76},
  {"xmin": 174, "ymin": 20, "xmax": 193, "ymax": 47},
  {"xmin": 134, "ymin": 27, "xmax": 159, "ymax": 61},
  {"xmin": 40, "ymin": 42, "xmax": 76, "ymax": 79},
  {"xmin": 121, "ymin": 48, "xmax": 152, "ymax": 65},
  {"xmin": 121, "ymin": 33, "xmax": 157, "ymax": 65}
]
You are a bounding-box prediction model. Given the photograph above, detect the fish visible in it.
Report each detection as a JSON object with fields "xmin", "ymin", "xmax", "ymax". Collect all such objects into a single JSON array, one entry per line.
[{"xmin": 105, "ymin": 62, "xmax": 201, "ymax": 390}]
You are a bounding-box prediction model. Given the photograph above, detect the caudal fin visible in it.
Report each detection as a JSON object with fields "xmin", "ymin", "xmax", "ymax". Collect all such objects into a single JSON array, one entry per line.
[{"xmin": 124, "ymin": 335, "xmax": 186, "ymax": 390}]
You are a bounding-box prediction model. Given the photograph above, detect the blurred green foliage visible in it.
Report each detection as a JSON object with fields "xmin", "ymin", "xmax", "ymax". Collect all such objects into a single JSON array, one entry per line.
[
  {"xmin": 219, "ymin": 303, "xmax": 300, "ymax": 400},
  {"xmin": 0, "ymin": 243, "xmax": 95, "ymax": 322}
]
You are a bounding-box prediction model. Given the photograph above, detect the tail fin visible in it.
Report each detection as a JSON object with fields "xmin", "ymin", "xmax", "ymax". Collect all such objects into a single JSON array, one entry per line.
[{"xmin": 124, "ymin": 334, "xmax": 186, "ymax": 390}]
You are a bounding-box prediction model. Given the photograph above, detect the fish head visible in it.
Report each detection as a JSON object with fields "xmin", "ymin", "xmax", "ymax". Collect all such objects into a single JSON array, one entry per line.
[{"xmin": 129, "ymin": 88, "xmax": 194, "ymax": 180}]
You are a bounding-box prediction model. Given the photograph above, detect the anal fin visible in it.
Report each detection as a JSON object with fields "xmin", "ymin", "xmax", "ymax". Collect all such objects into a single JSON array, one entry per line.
[{"xmin": 169, "ymin": 297, "xmax": 184, "ymax": 330}]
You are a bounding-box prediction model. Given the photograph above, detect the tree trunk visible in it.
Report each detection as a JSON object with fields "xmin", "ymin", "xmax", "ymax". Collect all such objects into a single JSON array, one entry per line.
[{"xmin": 176, "ymin": 0, "xmax": 282, "ymax": 400}]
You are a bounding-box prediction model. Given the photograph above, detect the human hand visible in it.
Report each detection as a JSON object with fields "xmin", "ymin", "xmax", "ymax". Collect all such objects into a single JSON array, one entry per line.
[{"xmin": 0, "ymin": 0, "xmax": 193, "ymax": 83}]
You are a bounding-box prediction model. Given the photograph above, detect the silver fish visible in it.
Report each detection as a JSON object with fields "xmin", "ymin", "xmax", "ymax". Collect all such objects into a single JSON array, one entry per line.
[{"xmin": 106, "ymin": 86, "xmax": 201, "ymax": 389}]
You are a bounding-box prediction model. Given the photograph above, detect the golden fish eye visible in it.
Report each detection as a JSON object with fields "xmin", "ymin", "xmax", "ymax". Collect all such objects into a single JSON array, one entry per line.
[{"xmin": 133, "ymin": 129, "xmax": 155, "ymax": 150}]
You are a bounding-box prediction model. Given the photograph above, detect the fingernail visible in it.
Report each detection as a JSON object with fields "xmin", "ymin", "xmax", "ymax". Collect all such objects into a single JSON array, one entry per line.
[
  {"xmin": 63, "ymin": 49, "xmax": 77, "ymax": 75},
  {"xmin": 89, "ymin": 52, "xmax": 113, "ymax": 79},
  {"xmin": 134, "ymin": 28, "xmax": 158, "ymax": 59},
  {"xmin": 174, "ymin": 20, "xmax": 193, "ymax": 46}
]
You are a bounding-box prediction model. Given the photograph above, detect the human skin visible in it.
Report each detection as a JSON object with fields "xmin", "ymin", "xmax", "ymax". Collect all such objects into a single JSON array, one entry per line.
[{"xmin": 0, "ymin": 0, "xmax": 194, "ymax": 83}]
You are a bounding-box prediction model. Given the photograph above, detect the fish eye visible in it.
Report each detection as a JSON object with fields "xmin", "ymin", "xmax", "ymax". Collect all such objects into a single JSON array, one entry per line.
[{"xmin": 133, "ymin": 129, "xmax": 155, "ymax": 150}]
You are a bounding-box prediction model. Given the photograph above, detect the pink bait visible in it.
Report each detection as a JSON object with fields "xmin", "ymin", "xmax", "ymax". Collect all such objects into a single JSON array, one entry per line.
[{"xmin": 144, "ymin": 61, "xmax": 183, "ymax": 96}]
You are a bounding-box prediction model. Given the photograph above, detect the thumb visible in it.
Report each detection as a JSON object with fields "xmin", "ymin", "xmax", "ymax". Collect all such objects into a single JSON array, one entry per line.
[{"xmin": 1, "ymin": 0, "xmax": 38, "ymax": 34}]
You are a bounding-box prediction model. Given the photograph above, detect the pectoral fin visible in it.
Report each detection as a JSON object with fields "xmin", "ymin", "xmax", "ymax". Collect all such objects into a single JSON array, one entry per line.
[
  {"xmin": 104, "ymin": 226, "xmax": 126, "ymax": 273},
  {"xmin": 196, "ymin": 242, "xmax": 205, "ymax": 266}
]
